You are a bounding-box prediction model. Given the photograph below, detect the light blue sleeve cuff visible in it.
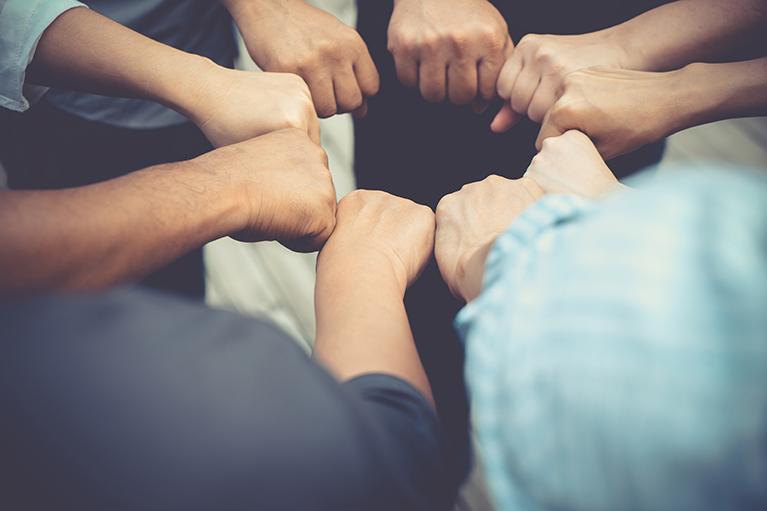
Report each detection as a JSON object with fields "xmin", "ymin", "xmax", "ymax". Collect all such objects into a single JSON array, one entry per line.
[
  {"xmin": 454, "ymin": 194, "xmax": 597, "ymax": 344},
  {"xmin": 0, "ymin": 0, "xmax": 87, "ymax": 112}
]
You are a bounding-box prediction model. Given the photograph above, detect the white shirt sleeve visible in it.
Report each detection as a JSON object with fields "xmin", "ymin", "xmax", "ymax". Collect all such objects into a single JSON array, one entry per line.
[{"xmin": 0, "ymin": 0, "xmax": 87, "ymax": 112}]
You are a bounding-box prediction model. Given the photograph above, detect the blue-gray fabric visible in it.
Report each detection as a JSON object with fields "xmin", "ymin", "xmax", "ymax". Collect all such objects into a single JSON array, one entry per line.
[
  {"xmin": 0, "ymin": 0, "xmax": 85, "ymax": 112},
  {"xmin": 455, "ymin": 165, "xmax": 767, "ymax": 511},
  {"xmin": 0, "ymin": 287, "xmax": 459, "ymax": 510},
  {"xmin": 0, "ymin": 0, "xmax": 237, "ymax": 128}
]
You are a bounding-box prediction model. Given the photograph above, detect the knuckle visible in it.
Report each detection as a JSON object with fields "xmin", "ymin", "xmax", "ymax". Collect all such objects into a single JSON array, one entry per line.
[
  {"xmin": 420, "ymin": 30, "xmax": 442, "ymax": 55},
  {"xmin": 392, "ymin": 32, "xmax": 419, "ymax": 54},
  {"xmin": 436, "ymin": 194, "xmax": 455, "ymax": 215},
  {"xmin": 337, "ymin": 89, "xmax": 364, "ymax": 113}
]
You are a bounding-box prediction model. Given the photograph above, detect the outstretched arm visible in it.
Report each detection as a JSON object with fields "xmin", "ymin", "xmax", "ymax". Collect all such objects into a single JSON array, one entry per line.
[
  {"xmin": 24, "ymin": 6, "xmax": 320, "ymax": 146},
  {"xmin": 313, "ymin": 190, "xmax": 436, "ymax": 403},
  {"xmin": 0, "ymin": 130, "xmax": 336, "ymax": 294},
  {"xmin": 538, "ymin": 58, "xmax": 767, "ymax": 159},
  {"xmin": 492, "ymin": 0, "xmax": 767, "ymax": 133}
]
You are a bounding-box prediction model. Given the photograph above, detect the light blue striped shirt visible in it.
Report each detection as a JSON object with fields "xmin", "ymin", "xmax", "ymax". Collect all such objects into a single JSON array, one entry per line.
[
  {"xmin": 456, "ymin": 165, "xmax": 767, "ymax": 511},
  {"xmin": 0, "ymin": 0, "xmax": 85, "ymax": 112}
]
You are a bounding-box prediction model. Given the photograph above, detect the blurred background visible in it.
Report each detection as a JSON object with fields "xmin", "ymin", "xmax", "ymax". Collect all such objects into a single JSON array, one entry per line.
[{"xmin": 1, "ymin": 0, "xmax": 765, "ymax": 509}]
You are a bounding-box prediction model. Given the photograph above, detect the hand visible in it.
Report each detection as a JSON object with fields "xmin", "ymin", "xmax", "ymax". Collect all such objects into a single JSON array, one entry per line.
[
  {"xmin": 387, "ymin": 0, "xmax": 513, "ymax": 109},
  {"xmin": 225, "ymin": 0, "xmax": 379, "ymax": 118},
  {"xmin": 491, "ymin": 30, "xmax": 631, "ymax": 133},
  {"xmin": 194, "ymin": 128, "xmax": 337, "ymax": 252},
  {"xmin": 435, "ymin": 176, "xmax": 542, "ymax": 302},
  {"xmin": 536, "ymin": 66, "xmax": 685, "ymax": 159},
  {"xmin": 318, "ymin": 190, "xmax": 435, "ymax": 294},
  {"xmin": 524, "ymin": 130, "xmax": 626, "ymax": 200},
  {"xmin": 178, "ymin": 62, "xmax": 321, "ymax": 148}
]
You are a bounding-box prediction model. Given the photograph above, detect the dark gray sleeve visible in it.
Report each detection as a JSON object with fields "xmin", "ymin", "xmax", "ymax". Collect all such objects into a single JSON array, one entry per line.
[{"xmin": 0, "ymin": 288, "xmax": 461, "ymax": 511}]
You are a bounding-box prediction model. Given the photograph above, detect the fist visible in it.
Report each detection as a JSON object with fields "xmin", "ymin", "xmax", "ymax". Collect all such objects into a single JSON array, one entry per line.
[
  {"xmin": 525, "ymin": 130, "xmax": 625, "ymax": 200},
  {"xmin": 435, "ymin": 175, "xmax": 542, "ymax": 301},
  {"xmin": 197, "ymin": 128, "xmax": 337, "ymax": 251},
  {"xmin": 387, "ymin": 0, "xmax": 512, "ymax": 107},
  {"xmin": 320, "ymin": 189, "xmax": 436, "ymax": 293}
]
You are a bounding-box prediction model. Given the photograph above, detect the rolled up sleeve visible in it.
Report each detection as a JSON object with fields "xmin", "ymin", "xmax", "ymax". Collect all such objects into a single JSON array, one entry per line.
[{"xmin": 0, "ymin": 0, "xmax": 86, "ymax": 112}]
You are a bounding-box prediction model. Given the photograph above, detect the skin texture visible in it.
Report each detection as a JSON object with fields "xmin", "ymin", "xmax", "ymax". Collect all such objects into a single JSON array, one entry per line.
[
  {"xmin": 0, "ymin": 129, "xmax": 336, "ymax": 294},
  {"xmin": 491, "ymin": 0, "xmax": 767, "ymax": 137},
  {"xmin": 525, "ymin": 130, "xmax": 628, "ymax": 200},
  {"xmin": 538, "ymin": 59, "xmax": 767, "ymax": 159},
  {"xmin": 27, "ymin": 7, "xmax": 321, "ymax": 146},
  {"xmin": 435, "ymin": 176, "xmax": 543, "ymax": 302},
  {"xmin": 221, "ymin": 0, "xmax": 379, "ymax": 118},
  {"xmin": 313, "ymin": 190, "xmax": 436, "ymax": 403},
  {"xmin": 387, "ymin": 0, "xmax": 513, "ymax": 109},
  {"xmin": 490, "ymin": 30, "xmax": 630, "ymax": 132}
]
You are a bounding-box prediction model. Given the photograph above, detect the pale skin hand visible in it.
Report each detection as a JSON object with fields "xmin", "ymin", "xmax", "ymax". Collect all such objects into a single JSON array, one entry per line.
[
  {"xmin": 536, "ymin": 66, "xmax": 682, "ymax": 160},
  {"xmin": 27, "ymin": 7, "xmax": 321, "ymax": 147},
  {"xmin": 524, "ymin": 130, "xmax": 627, "ymax": 200},
  {"xmin": 538, "ymin": 61, "xmax": 767, "ymax": 159},
  {"xmin": 221, "ymin": 0, "xmax": 379, "ymax": 118},
  {"xmin": 0, "ymin": 129, "xmax": 336, "ymax": 294},
  {"xmin": 387, "ymin": 0, "xmax": 513, "ymax": 109},
  {"xmin": 313, "ymin": 190, "xmax": 436, "ymax": 403},
  {"xmin": 435, "ymin": 176, "xmax": 543, "ymax": 302},
  {"xmin": 177, "ymin": 65, "xmax": 321, "ymax": 147},
  {"xmin": 490, "ymin": 30, "xmax": 630, "ymax": 132},
  {"xmin": 491, "ymin": 0, "xmax": 767, "ymax": 134}
]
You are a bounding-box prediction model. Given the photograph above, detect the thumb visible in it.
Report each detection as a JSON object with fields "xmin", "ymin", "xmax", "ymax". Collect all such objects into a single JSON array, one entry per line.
[{"xmin": 490, "ymin": 102, "xmax": 522, "ymax": 133}]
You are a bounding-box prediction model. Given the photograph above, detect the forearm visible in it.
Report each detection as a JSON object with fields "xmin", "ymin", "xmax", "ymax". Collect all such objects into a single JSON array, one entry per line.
[
  {"xmin": 313, "ymin": 253, "xmax": 434, "ymax": 405},
  {"xmin": 656, "ymin": 58, "xmax": 767, "ymax": 137},
  {"xmin": 609, "ymin": 0, "xmax": 767, "ymax": 71},
  {"xmin": 0, "ymin": 160, "xmax": 243, "ymax": 294},
  {"xmin": 25, "ymin": 6, "xmax": 224, "ymax": 127}
]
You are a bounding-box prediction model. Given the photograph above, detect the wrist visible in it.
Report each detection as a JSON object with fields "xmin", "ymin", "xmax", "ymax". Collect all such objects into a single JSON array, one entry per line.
[
  {"xmin": 152, "ymin": 53, "xmax": 223, "ymax": 127},
  {"xmin": 318, "ymin": 246, "xmax": 409, "ymax": 298},
  {"xmin": 180, "ymin": 147, "xmax": 254, "ymax": 239},
  {"xmin": 605, "ymin": 23, "xmax": 653, "ymax": 71},
  {"xmin": 454, "ymin": 238, "xmax": 495, "ymax": 302},
  {"xmin": 662, "ymin": 63, "xmax": 721, "ymax": 137}
]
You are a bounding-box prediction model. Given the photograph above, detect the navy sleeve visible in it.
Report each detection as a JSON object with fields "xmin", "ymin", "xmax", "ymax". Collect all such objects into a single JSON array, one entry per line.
[{"xmin": 0, "ymin": 288, "xmax": 461, "ymax": 510}]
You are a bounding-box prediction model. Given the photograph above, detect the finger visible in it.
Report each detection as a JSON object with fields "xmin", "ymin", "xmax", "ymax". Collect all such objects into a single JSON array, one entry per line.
[
  {"xmin": 527, "ymin": 76, "xmax": 559, "ymax": 123},
  {"xmin": 447, "ymin": 60, "xmax": 477, "ymax": 105},
  {"xmin": 306, "ymin": 74, "xmax": 338, "ymax": 118},
  {"xmin": 352, "ymin": 99, "xmax": 368, "ymax": 119},
  {"xmin": 354, "ymin": 52, "xmax": 380, "ymax": 99},
  {"xmin": 490, "ymin": 102, "xmax": 522, "ymax": 133},
  {"xmin": 419, "ymin": 57, "xmax": 447, "ymax": 103},
  {"xmin": 536, "ymin": 107, "xmax": 567, "ymax": 151},
  {"xmin": 509, "ymin": 65, "xmax": 540, "ymax": 117},
  {"xmin": 332, "ymin": 70, "xmax": 364, "ymax": 114},
  {"xmin": 307, "ymin": 115, "xmax": 322, "ymax": 146},
  {"xmin": 471, "ymin": 97, "xmax": 492, "ymax": 114},
  {"xmin": 495, "ymin": 39, "xmax": 521, "ymax": 100},
  {"xmin": 393, "ymin": 51, "xmax": 419, "ymax": 89}
]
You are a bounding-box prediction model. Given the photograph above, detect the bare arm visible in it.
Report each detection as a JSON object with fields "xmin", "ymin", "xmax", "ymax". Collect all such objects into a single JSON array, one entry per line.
[
  {"xmin": 25, "ymin": 6, "xmax": 320, "ymax": 146},
  {"xmin": 0, "ymin": 129, "xmax": 336, "ymax": 294},
  {"xmin": 492, "ymin": 0, "xmax": 767, "ymax": 132},
  {"xmin": 313, "ymin": 191, "xmax": 435, "ymax": 404},
  {"xmin": 612, "ymin": 0, "xmax": 767, "ymax": 72}
]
